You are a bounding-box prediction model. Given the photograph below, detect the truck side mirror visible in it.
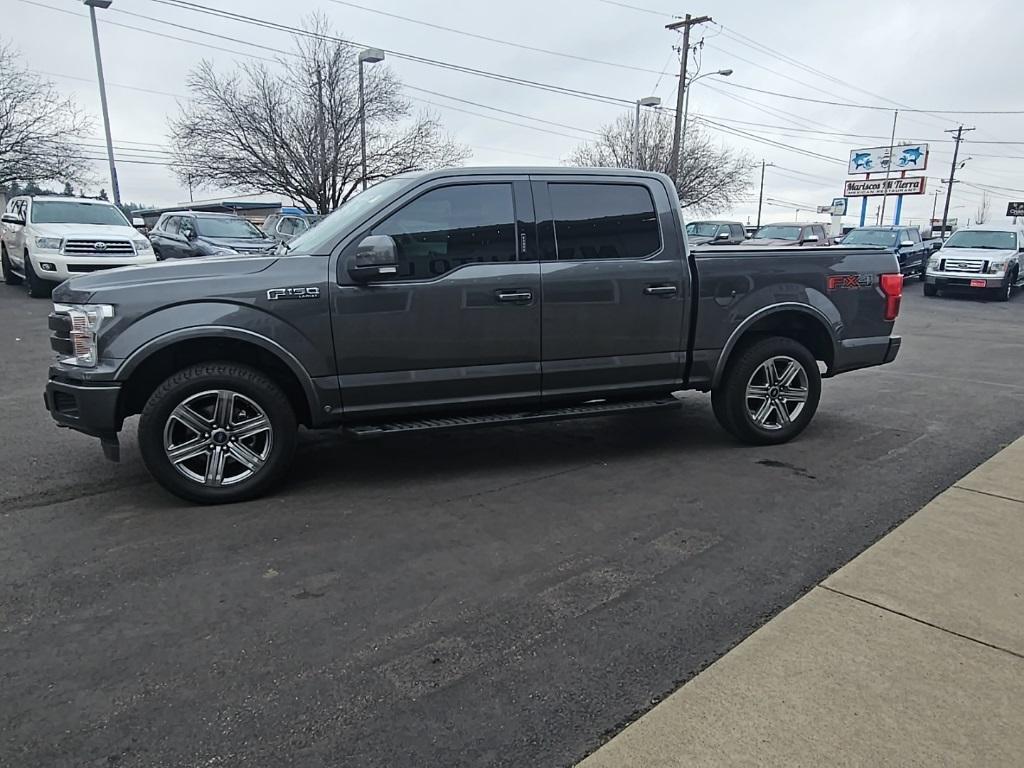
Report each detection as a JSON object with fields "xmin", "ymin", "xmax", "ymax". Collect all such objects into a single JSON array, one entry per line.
[
  {"xmin": 349, "ymin": 235, "xmax": 399, "ymax": 282},
  {"xmin": 132, "ymin": 217, "xmax": 146, "ymax": 231},
  {"xmin": 900, "ymin": 240, "xmax": 914, "ymax": 248},
  {"xmin": 803, "ymin": 234, "xmax": 820, "ymax": 243},
  {"xmin": 715, "ymin": 231, "xmax": 730, "ymax": 240},
  {"xmin": 1, "ymin": 213, "xmax": 25, "ymax": 226}
]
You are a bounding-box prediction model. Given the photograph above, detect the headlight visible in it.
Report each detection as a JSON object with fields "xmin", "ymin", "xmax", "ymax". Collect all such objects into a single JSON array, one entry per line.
[
  {"xmin": 133, "ymin": 238, "xmax": 153, "ymax": 253},
  {"xmin": 928, "ymin": 256, "xmax": 941, "ymax": 269},
  {"xmin": 53, "ymin": 303, "xmax": 114, "ymax": 367},
  {"xmin": 988, "ymin": 261, "xmax": 1009, "ymax": 274},
  {"xmin": 35, "ymin": 236, "xmax": 63, "ymax": 251}
]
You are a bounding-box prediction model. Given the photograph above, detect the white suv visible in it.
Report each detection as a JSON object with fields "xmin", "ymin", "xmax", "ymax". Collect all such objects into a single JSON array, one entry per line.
[{"xmin": 1, "ymin": 196, "xmax": 157, "ymax": 298}]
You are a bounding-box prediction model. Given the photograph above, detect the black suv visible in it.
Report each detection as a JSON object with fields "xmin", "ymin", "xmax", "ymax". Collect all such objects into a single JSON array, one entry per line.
[{"xmin": 149, "ymin": 211, "xmax": 278, "ymax": 260}]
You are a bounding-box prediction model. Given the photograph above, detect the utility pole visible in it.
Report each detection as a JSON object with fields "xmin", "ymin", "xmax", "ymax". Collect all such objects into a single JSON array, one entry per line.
[
  {"xmin": 314, "ymin": 65, "xmax": 326, "ymax": 211},
  {"xmin": 878, "ymin": 110, "xmax": 898, "ymax": 225},
  {"xmin": 666, "ymin": 13, "xmax": 712, "ymax": 185},
  {"xmin": 755, "ymin": 159, "xmax": 773, "ymax": 229},
  {"xmin": 84, "ymin": 0, "xmax": 121, "ymax": 207},
  {"xmin": 940, "ymin": 125, "xmax": 975, "ymax": 239}
]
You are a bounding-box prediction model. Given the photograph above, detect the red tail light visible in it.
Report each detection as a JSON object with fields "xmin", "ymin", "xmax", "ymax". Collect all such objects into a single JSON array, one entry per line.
[{"xmin": 880, "ymin": 273, "xmax": 903, "ymax": 321}]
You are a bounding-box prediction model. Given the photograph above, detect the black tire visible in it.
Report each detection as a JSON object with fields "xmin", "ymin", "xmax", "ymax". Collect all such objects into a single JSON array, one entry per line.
[
  {"xmin": 923, "ymin": 282, "xmax": 938, "ymax": 297},
  {"xmin": 1, "ymin": 245, "xmax": 23, "ymax": 285},
  {"xmin": 24, "ymin": 253, "xmax": 52, "ymax": 298},
  {"xmin": 138, "ymin": 362, "xmax": 297, "ymax": 504},
  {"xmin": 995, "ymin": 272, "xmax": 1015, "ymax": 302},
  {"xmin": 711, "ymin": 336, "xmax": 822, "ymax": 446}
]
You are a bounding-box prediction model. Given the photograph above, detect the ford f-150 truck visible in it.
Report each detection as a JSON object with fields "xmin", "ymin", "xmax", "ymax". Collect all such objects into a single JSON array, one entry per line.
[{"xmin": 43, "ymin": 168, "xmax": 903, "ymax": 504}]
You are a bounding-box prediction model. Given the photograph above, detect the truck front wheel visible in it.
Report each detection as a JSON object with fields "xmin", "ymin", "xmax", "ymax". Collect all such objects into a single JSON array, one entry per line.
[
  {"xmin": 711, "ymin": 336, "xmax": 822, "ymax": 445},
  {"xmin": 2, "ymin": 245, "xmax": 22, "ymax": 285},
  {"xmin": 138, "ymin": 362, "xmax": 297, "ymax": 504}
]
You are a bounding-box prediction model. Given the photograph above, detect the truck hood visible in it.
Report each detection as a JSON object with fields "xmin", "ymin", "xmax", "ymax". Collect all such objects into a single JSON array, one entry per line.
[
  {"xmin": 30, "ymin": 223, "xmax": 139, "ymax": 240},
  {"xmin": 939, "ymin": 246, "xmax": 1017, "ymax": 262},
  {"xmin": 55, "ymin": 255, "xmax": 278, "ymax": 301}
]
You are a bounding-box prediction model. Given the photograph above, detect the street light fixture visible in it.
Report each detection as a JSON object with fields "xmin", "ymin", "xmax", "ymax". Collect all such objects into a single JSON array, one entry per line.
[
  {"xmin": 357, "ymin": 47, "xmax": 385, "ymax": 191},
  {"xmin": 680, "ymin": 68, "xmax": 733, "ymax": 162},
  {"xmin": 633, "ymin": 96, "xmax": 661, "ymax": 168},
  {"xmin": 82, "ymin": 0, "xmax": 119, "ymax": 205}
]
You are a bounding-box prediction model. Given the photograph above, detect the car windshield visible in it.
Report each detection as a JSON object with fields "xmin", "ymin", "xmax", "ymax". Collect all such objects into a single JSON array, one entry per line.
[
  {"xmin": 842, "ymin": 229, "xmax": 898, "ymax": 246},
  {"xmin": 686, "ymin": 222, "xmax": 720, "ymax": 237},
  {"xmin": 195, "ymin": 217, "xmax": 265, "ymax": 239},
  {"xmin": 284, "ymin": 177, "xmax": 413, "ymax": 254},
  {"xmin": 30, "ymin": 201, "xmax": 130, "ymax": 226},
  {"xmin": 943, "ymin": 230, "xmax": 1017, "ymax": 250},
  {"xmin": 753, "ymin": 225, "xmax": 801, "ymax": 240}
]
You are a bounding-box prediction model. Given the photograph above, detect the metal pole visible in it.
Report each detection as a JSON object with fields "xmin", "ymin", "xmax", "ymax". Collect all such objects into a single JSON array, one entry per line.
[
  {"xmin": 879, "ymin": 109, "xmax": 898, "ymax": 224},
  {"xmin": 359, "ymin": 59, "xmax": 368, "ymax": 192},
  {"xmin": 680, "ymin": 80, "xmax": 691, "ymax": 161},
  {"xmin": 634, "ymin": 100, "xmax": 641, "ymax": 168},
  {"xmin": 859, "ymin": 173, "xmax": 870, "ymax": 227},
  {"xmin": 940, "ymin": 126, "xmax": 963, "ymax": 239},
  {"xmin": 87, "ymin": 5, "xmax": 120, "ymax": 206},
  {"xmin": 756, "ymin": 159, "xmax": 765, "ymax": 229}
]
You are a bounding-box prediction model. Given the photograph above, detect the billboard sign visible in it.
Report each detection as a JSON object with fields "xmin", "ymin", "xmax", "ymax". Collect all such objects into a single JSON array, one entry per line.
[
  {"xmin": 848, "ymin": 144, "xmax": 929, "ymax": 175},
  {"xmin": 844, "ymin": 177, "xmax": 927, "ymax": 197},
  {"xmin": 1007, "ymin": 202, "xmax": 1024, "ymax": 217},
  {"xmin": 831, "ymin": 197, "xmax": 848, "ymax": 215}
]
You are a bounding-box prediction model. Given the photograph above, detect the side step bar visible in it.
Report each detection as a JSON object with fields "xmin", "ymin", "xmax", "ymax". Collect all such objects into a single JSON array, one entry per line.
[{"xmin": 345, "ymin": 397, "xmax": 682, "ymax": 439}]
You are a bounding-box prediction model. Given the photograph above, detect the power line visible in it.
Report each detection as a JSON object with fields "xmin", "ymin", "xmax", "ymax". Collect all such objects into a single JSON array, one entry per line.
[{"xmin": 595, "ymin": 0, "xmax": 678, "ymax": 18}]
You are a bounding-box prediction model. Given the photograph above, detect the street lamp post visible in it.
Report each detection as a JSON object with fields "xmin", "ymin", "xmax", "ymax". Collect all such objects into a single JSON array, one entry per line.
[
  {"xmin": 633, "ymin": 96, "xmax": 661, "ymax": 168},
  {"xmin": 83, "ymin": 0, "xmax": 120, "ymax": 206},
  {"xmin": 357, "ymin": 48, "xmax": 385, "ymax": 191},
  {"xmin": 680, "ymin": 68, "xmax": 732, "ymax": 162}
]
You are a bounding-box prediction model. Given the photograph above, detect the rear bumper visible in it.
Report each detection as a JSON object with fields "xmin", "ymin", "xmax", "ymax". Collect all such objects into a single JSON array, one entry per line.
[
  {"xmin": 44, "ymin": 375, "xmax": 123, "ymax": 438},
  {"xmin": 830, "ymin": 335, "xmax": 901, "ymax": 376}
]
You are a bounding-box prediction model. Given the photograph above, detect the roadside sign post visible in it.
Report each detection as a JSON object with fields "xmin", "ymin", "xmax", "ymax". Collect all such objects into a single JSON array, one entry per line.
[{"xmin": 848, "ymin": 144, "xmax": 928, "ymax": 228}]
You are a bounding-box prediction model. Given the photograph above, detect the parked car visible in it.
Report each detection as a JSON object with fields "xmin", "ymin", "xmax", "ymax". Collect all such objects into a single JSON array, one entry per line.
[
  {"xmin": 1, "ymin": 196, "xmax": 157, "ymax": 298},
  {"xmin": 924, "ymin": 225, "xmax": 1024, "ymax": 300},
  {"xmin": 148, "ymin": 211, "xmax": 277, "ymax": 260},
  {"xmin": 262, "ymin": 212, "xmax": 312, "ymax": 244},
  {"xmin": 43, "ymin": 167, "xmax": 903, "ymax": 504},
  {"xmin": 745, "ymin": 222, "xmax": 829, "ymax": 247},
  {"xmin": 837, "ymin": 226, "xmax": 930, "ymax": 279},
  {"xmin": 685, "ymin": 220, "xmax": 747, "ymax": 245}
]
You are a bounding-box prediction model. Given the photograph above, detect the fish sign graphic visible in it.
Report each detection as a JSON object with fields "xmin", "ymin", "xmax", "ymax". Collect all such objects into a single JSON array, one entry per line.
[
  {"xmin": 852, "ymin": 152, "xmax": 872, "ymax": 170},
  {"xmin": 897, "ymin": 147, "xmax": 925, "ymax": 167}
]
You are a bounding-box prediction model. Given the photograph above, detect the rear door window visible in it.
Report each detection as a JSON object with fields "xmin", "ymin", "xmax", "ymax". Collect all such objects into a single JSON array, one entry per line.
[
  {"xmin": 730, "ymin": 224, "xmax": 745, "ymax": 240},
  {"xmin": 549, "ymin": 183, "xmax": 660, "ymax": 260}
]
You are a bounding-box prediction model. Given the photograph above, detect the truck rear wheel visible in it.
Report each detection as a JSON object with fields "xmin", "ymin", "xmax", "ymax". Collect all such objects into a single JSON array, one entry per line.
[
  {"xmin": 138, "ymin": 362, "xmax": 297, "ymax": 504},
  {"xmin": 711, "ymin": 336, "xmax": 821, "ymax": 445}
]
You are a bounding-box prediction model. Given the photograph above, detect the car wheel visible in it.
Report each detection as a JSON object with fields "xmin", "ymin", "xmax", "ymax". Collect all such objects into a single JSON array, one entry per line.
[
  {"xmin": 1, "ymin": 245, "xmax": 22, "ymax": 285},
  {"xmin": 24, "ymin": 252, "xmax": 52, "ymax": 298},
  {"xmin": 712, "ymin": 336, "xmax": 822, "ymax": 446},
  {"xmin": 996, "ymin": 272, "xmax": 1015, "ymax": 302},
  {"xmin": 138, "ymin": 362, "xmax": 297, "ymax": 504},
  {"xmin": 923, "ymin": 283, "xmax": 938, "ymax": 297}
]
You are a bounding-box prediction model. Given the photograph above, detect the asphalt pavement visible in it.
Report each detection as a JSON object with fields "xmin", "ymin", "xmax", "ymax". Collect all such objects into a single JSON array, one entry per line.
[{"xmin": 3, "ymin": 280, "xmax": 1024, "ymax": 767}]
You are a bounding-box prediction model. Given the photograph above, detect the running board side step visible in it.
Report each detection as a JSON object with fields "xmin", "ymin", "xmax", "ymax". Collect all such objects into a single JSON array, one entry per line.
[{"xmin": 345, "ymin": 398, "xmax": 682, "ymax": 439}]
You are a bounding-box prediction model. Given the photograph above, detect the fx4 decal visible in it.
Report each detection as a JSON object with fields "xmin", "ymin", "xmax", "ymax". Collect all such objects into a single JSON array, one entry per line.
[
  {"xmin": 266, "ymin": 287, "xmax": 321, "ymax": 300},
  {"xmin": 827, "ymin": 274, "xmax": 874, "ymax": 291}
]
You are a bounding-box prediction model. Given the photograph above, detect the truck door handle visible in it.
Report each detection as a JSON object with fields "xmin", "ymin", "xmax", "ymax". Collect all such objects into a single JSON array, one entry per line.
[
  {"xmin": 644, "ymin": 284, "xmax": 678, "ymax": 296},
  {"xmin": 495, "ymin": 290, "xmax": 533, "ymax": 303}
]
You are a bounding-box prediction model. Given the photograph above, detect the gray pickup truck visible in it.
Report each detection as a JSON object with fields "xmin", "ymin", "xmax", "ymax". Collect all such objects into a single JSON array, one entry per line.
[{"xmin": 43, "ymin": 168, "xmax": 903, "ymax": 503}]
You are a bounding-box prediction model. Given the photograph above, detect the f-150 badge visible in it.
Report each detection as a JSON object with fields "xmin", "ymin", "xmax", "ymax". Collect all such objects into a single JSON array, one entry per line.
[{"xmin": 266, "ymin": 287, "xmax": 321, "ymax": 300}]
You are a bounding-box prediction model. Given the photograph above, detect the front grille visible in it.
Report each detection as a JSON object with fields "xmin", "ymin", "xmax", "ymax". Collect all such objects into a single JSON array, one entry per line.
[
  {"xmin": 67, "ymin": 263, "xmax": 123, "ymax": 273},
  {"xmin": 63, "ymin": 239, "xmax": 135, "ymax": 256},
  {"xmin": 49, "ymin": 310, "xmax": 72, "ymax": 356},
  {"xmin": 940, "ymin": 258, "xmax": 984, "ymax": 273}
]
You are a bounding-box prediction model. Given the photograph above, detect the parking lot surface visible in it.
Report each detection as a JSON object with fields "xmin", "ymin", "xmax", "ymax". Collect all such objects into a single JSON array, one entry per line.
[{"xmin": 3, "ymin": 282, "xmax": 1024, "ymax": 767}]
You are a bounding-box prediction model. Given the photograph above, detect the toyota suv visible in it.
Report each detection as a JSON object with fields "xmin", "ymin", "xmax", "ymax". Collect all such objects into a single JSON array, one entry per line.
[
  {"xmin": 1, "ymin": 196, "xmax": 157, "ymax": 298},
  {"xmin": 924, "ymin": 225, "xmax": 1024, "ymax": 300}
]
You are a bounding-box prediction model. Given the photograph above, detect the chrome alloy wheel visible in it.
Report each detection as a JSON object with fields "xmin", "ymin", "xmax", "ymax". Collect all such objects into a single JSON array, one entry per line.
[
  {"xmin": 745, "ymin": 355, "xmax": 809, "ymax": 431},
  {"xmin": 162, "ymin": 389, "xmax": 273, "ymax": 487}
]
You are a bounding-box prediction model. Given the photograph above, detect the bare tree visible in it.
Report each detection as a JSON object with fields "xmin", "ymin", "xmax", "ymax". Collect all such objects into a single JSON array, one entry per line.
[
  {"xmin": 975, "ymin": 191, "xmax": 990, "ymax": 225},
  {"xmin": 567, "ymin": 110, "xmax": 750, "ymax": 214},
  {"xmin": 170, "ymin": 16, "xmax": 469, "ymax": 213},
  {"xmin": 0, "ymin": 42, "xmax": 93, "ymax": 187}
]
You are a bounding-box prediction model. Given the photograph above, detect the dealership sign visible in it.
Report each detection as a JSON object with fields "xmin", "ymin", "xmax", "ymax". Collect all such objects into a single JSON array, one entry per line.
[
  {"xmin": 848, "ymin": 144, "xmax": 929, "ymax": 175},
  {"xmin": 844, "ymin": 177, "xmax": 927, "ymax": 197},
  {"xmin": 1007, "ymin": 202, "xmax": 1024, "ymax": 217}
]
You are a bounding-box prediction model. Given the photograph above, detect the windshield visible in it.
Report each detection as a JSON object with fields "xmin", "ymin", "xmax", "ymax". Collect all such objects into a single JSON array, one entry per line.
[
  {"xmin": 753, "ymin": 225, "xmax": 801, "ymax": 240},
  {"xmin": 944, "ymin": 230, "xmax": 1017, "ymax": 250},
  {"xmin": 842, "ymin": 229, "xmax": 898, "ymax": 247},
  {"xmin": 30, "ymin": 201, "xmax": 130, "ymax": 226},
  {"xmin": 285, "ymin": 178, "xmax": 414, "ymax": 254},
  {"xmin": 686, "ymin": 222, "xmax": 720, "ymax": 237},
  {"xmin": 195, "ymin": 217, "xmax": 266, "ymax": 239}
]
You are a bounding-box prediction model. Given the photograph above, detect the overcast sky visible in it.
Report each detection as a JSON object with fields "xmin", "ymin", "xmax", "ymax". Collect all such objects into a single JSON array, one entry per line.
[{"xmin": 6, "ymin": 0, "xmax": 1023, "ymax": 228}]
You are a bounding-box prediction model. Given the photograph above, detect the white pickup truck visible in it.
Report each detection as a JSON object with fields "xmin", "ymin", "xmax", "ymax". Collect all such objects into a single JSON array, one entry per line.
[
  {"xmin": 924, "ymin": 225, "xmax": 1024, "ymax": 301},
  {"xmin": 1, "ymin": 196, "xmax": 156, "ymax": 298}
]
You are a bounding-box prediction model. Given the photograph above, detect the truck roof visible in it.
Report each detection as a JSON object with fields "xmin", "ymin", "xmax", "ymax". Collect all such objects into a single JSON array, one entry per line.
[
  {"xmin": 396, "ymin": 166, "xmax": 671, "ymax": 182},
  {"xmin": 26, "ymin": 196, "xmax": 115, "ymax": 204}
]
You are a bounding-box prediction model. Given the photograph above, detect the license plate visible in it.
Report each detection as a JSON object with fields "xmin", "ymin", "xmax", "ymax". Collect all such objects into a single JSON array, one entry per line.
[{"xmin": 970, "ymin": 279, "xmax": 987, "ymax": 288}]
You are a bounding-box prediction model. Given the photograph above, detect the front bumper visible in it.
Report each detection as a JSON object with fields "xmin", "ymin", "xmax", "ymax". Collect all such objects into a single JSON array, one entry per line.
[
  {"xmin": 830, "ymin": 335, "xmax": 901, "ymax": 376},
  {"xmin": 44, "ymin": 374, "xmax": 123, "ymax": 442},
  {"xmin": 925, "ymin": 273, "xmax": 1005, "ymax": 289},
  {"xmin": 33, "ymin": 252, "xmax": 158, "ymax": 282}
]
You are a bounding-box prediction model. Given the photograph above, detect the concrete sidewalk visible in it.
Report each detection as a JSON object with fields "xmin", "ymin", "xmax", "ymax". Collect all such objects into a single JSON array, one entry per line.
[{"xmin": 580, "ymin": 438, "xmax": 1024, "ymax": 767}]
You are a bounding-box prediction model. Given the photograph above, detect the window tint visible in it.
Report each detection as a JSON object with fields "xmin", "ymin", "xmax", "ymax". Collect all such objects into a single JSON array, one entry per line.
[
  {"xmin": 369, "ymin": 183, "xmax": 516, "ymax": 281},
  {"xmin": 731, "ymin": 224, "xmax": 744, "ymax": 240},
  {"xmin": 550, "ymin": 183, "xmax": 660, "ymax": 260}
]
